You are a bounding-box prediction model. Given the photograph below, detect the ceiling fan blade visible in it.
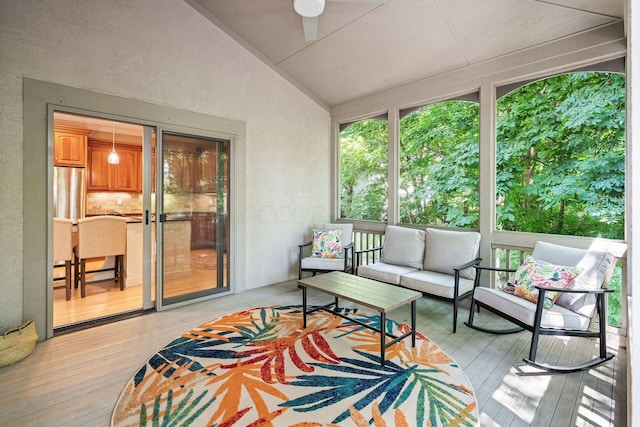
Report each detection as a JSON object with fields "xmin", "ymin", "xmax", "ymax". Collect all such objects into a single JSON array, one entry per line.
[{"xmin": 302, "ymin": 16, "xmax": 319, "ymax": 41}]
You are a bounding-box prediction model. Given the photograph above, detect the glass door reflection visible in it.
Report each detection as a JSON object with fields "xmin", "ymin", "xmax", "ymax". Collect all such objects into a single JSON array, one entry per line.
[{"xmin": 160, "ymin": 132, "xmax": 230, "ymax": 305}]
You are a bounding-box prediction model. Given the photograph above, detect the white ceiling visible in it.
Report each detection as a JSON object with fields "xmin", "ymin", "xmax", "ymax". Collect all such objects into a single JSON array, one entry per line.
[{"xmin": 187, "ymin": 0, "xmax": 622, "ymax": 108}]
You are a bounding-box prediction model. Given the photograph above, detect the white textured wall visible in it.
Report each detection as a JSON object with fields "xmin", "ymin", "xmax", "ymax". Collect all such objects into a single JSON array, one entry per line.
[{"xmin": 0, "ymin": 0, "xmax": 330, "ymax": 326}]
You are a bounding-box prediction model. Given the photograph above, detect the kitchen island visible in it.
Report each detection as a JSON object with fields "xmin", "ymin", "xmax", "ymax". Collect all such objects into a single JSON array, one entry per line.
[{"xmin": 124, "ymin": 215, "xmax": 194, "ymax": 286}]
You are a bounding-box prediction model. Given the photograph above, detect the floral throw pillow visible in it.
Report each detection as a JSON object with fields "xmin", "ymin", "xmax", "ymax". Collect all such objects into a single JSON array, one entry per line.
[
  {"xmin": 311, "ymin": 229, "xmax": 344, "ymax": 259},
  {"xmin": 502, "ymin": 256, "xmax": 583, "ymax": 309}
]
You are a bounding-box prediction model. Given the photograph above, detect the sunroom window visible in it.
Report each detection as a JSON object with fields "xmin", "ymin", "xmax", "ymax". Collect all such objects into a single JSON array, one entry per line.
[
  {"xmin": 399, "ymin": 100, "xmax": 479, "ymax": 227},
  {"xmin": 339, "ymin": 116, "xmax": 388, "ymax": 221},
  {"xmin": 496, "ymin": 71, "xmax": 626, "ymax": 240}
]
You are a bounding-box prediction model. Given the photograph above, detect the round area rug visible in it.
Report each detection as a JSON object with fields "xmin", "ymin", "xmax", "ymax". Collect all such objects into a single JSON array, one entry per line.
[{"xmin": 112, "ymin": 305, "xmax": 478, "ymax": 426}]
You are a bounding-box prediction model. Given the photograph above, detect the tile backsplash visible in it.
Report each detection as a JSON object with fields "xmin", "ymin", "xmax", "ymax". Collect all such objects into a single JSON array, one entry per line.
[
  {"xmin": 86, "ymin": 192, "xmax": 223, "ymax": 215},
  {"xmin": 86, "ymin": 192, "xmax": 143, "ymax": 215}
]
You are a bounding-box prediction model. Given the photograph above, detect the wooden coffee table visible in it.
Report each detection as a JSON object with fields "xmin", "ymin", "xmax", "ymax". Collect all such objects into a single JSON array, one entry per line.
[{"xmin": 298, "ymin": 271, "xmax": 421, "ymax": 365}]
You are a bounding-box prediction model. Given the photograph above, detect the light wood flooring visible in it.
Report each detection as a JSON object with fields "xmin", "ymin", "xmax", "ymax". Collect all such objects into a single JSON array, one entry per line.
[
  {"xmin": 2, "ymin": 280, "xmax": 626, "ymax": 426},
  {"xmin": 53, "ymin": 249, "xmax": 225, "ymax": 327}
]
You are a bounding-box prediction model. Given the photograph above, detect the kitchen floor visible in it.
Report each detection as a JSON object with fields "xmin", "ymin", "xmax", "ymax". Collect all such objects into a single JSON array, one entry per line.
[{"xmin": 53, "ymin": 248, "xmax": 226, "ymax": 328}]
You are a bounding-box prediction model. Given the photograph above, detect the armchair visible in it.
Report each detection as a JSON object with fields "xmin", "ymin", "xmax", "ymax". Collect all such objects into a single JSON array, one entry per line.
[
  {"xmin": 298, "ymin": 223, "xmax": 353, "ymax": 279},
  {"xmin": 465, "ymin": 241, "xmax": 616, "ymax": 372}
]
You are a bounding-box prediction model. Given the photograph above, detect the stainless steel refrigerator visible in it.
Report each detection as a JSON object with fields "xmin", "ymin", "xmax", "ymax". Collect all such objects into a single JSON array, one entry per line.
[{"xmin": 54, "ymin": 166, "xmax": 86, "ymax": 220}]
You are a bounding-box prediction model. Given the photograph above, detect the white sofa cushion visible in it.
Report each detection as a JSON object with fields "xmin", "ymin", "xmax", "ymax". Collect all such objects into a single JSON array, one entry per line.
[
  {"xmin": 531, "ymin": 241, "xmax": 615, "ymax": 317},
  {"xmin": 423, "ymin": 228, "xmax": 480, "ymax": 280},
  {"xmin": 400, "ymin": 270, "xmax": 475, "ymax": 299},
  {"xmin": 357, "ymin": 262, "xmax": 419, "ymax": 285},
  {"xmin": 381, "ymin": 225, "xmax": 426, "ymax": 269},
  {"xmin": 473, "ymin": 286, "xmax": 591, "ymax": 331}
]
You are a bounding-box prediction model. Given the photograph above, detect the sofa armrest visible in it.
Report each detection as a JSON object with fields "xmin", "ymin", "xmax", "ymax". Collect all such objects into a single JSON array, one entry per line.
[
  {"xmin": 453, "ymin": 257, "xmax": 483, "ymax": 272},
  {"xmin": 354, "ymin": 246, "xmax": 383, "ymax": 270}
]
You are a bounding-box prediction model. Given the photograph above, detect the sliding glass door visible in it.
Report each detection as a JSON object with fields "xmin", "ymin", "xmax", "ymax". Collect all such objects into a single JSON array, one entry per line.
[{"xmin": 158, "ymin": 131, "xmax": 230, "ymax": 306}]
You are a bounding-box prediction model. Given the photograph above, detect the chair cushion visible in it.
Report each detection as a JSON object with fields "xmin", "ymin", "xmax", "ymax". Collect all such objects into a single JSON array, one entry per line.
[
  {"xmin": 311, "ymin": 228, "xmax": 344, "ymax": 259},
  {"xmin": 423, "ymin": 228, "xmax": 480, "ymax": 280},
  {"xmin": 357, "ymin": 262, "xmax": 419, "ymax": 285},
  {"xmin": 502, "ymin": 256, "xmax": 582, "ymax": 309},
  {"xmin": 301, "ymin": 257, "xmax": 347, "ymax": 271},
  {"xmin": 400, "ymin": 270, "xmax": 475, "ymax": 299},
  {"xmin": 474, "ymin": 287, "xmax": 591, "ymax": 331},
  {"xmin": 381, "ymin": 225, "xmax": 426, "ymax": 269},
  {"xmin": 531, "ymin": 242, "xmax": 615, "ymax": 317}
]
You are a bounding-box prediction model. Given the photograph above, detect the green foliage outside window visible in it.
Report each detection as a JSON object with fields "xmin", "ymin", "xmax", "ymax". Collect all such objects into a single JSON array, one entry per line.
[
  {"xmin": 339, "ymin": 119, "xmax": 388, "ymax": 221},
  {"xmin": 399, "ymin": 101, "xmax": 479, "ymax": 226},
  {"xmin": 496, "ymin": 72, "xmax": 625, "ymax": 239},
  {"xmin": 338, "ymin": 71, "xmax": 626, "ymax": 327}
]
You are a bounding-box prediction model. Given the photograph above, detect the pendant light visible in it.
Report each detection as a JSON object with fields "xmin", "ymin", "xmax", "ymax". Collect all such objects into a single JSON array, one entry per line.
[{"xmin": 107, "ymin": 123, "xmax": 120, "ymax": 164}]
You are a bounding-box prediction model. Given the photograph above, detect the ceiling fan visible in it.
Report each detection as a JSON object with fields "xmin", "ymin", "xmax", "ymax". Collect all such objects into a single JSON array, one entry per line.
[{"xmin": 293, "ymin": 0, "xmax": 390, "ymax": 42}]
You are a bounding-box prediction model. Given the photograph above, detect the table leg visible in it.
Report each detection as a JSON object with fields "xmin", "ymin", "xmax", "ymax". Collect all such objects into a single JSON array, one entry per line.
[
  {"xmin": 380, "ymin": 312, "xmax": 386, "ymax": 366},
  {"xmin": 302, "ymin": 286, "xmax": 307, "ymax": 328},
  {"xmin": 334, "ymin": 296, "xmax": 339, "ymax": 311},
  {"xmin": 411, "ymin": 300, "xmax": 416, "ymax": 348}
]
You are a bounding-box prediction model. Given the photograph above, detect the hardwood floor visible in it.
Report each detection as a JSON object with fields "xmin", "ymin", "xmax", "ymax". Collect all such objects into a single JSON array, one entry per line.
[
  {"xmin": 3, "ymin": 280, "xmax": 626, "ymax": 426},
  {"xmin": 53, "ymin": 249, "xmax": 225, "ymax": 328}
]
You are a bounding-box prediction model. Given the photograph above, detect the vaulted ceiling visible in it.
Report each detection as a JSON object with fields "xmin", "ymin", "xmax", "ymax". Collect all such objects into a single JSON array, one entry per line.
[{"xmin": 186, "ymin": 0, "xmax": 623, "ymax": 109}]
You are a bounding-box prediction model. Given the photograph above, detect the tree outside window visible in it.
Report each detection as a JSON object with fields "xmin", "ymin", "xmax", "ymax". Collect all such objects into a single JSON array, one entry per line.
[
  {"xmin": 496, "ymin": 72, "xmax": 626, "ymax": 240},
  {"xmin": 339, "ymin": 119, "xmax": 388, "ymax": 221},
  {"xmin": 399, "ymin": 101, "xmax": 479, "ymax": 227}
]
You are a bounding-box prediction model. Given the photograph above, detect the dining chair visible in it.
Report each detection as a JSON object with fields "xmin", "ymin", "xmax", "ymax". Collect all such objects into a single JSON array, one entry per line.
[
  {"xmin": 76, "ymin": 216, "xmax": 127, "ymax": 298},
  {"xmin": 53, "ymin": 217, "xmax": 74, "ymax": 300}
]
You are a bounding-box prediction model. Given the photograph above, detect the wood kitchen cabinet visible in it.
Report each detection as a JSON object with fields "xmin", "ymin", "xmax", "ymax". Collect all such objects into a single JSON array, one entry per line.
[
  {"xmin": 54, "ymin": 127, "xmax": 90, "ymax": 167},
  {"xmin": 164, "ymin": 150, "xmax": 196, "ymax": 194},
  {"xmin": 191, "ymin": 213, "xmax": 215, "ymax": 249},
  {"xmin": 87, "ymin": 141, "xmax": 141, "ymax": 192},
  {"xmin": 196, "ymin": 148, "xmax": 218, "ymax": 193}
]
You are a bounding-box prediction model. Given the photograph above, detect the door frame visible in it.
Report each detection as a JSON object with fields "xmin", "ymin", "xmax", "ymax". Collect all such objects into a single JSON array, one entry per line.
[{"xmin": 23, "ymin": 79, "xmax": 247, "ymax": 339}]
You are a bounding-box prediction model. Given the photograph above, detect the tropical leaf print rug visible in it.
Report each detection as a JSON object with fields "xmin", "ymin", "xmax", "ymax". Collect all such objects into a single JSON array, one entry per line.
[{"xmin": 112, "ymin": 305, "xmax": 478, "ymax": 426}]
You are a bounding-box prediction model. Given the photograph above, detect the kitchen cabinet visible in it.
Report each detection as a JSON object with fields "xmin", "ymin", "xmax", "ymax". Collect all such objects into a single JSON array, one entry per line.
[
  {"xmin": 190, "ymin": 213, "xmax": 228, "ymax": 250},
  {"xmin": 164, "ymin": 150, "xmax": 196, "ymax": 194},
  {"xmin": 87, "ymin": 142, "xmax": 141, "ymax": 192},
  {"xmin": 54, "ymin": 127, "xmax": 90, "ymax": 167},
  {"xmin": 191, "ymin": 213, "xmax": 215, "ymax": 249},
  {"xmin": 196, "ymin": 148, "xmax": 218, "ymax": 193}
]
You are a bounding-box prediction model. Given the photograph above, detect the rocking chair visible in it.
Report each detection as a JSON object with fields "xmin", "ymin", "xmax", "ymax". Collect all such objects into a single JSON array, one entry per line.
[{"xmin": 465, "ymin": 241, "xmax": 616, "ymax": 373}]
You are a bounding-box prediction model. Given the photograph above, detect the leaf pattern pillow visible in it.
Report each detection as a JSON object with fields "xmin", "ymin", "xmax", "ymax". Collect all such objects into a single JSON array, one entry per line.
[
  {"xmin": 311, "ymin": 229, "xmax": 344, "ymax": 259},
  {"xmin": 502, "ymin": 256, "xmax": 583, "ymax": 308}
]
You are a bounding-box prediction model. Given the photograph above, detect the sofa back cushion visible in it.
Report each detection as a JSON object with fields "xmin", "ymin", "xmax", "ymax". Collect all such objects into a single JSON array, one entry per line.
[
  {"xmin": 423, "ymin": 228, "xmax": 480, "ymax": 280},
  {"xmin": 382, "ymin": 225, "xmax": 426, "ymax": 269},
  {"xmin": 531, "ymin": 241, "xmax": 615, "ymax": 316}
]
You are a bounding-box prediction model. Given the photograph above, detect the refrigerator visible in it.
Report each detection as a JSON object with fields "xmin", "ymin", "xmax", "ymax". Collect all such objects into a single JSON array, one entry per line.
[{"xmin": 54, "ymin": 166, "xmax": 86, "ymax": 221}]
